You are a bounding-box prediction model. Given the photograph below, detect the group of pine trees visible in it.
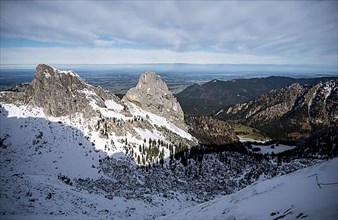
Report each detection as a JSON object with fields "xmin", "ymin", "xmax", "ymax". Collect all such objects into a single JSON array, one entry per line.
[
  {"xmin": 95, "ymin": 113, "xmax": 292, "ymax": 172},
  {"xmin": 128, "ymin": 137, "xmax": 189, "ymax": 167}
]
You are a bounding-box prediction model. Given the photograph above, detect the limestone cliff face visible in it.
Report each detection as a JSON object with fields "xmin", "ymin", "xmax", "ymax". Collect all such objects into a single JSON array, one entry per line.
[
  {"xmin": 124, "ymin": 72, "xmax": 187, "ymax": 131},
  {"xmin": 23, "ymin": 64, "xmax": 119, "ymax": 118}
]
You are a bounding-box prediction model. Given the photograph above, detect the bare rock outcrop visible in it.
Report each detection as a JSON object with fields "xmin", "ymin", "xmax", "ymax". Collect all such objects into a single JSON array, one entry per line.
[
  {"xmin": 124, "ymin": 72, "xmax": 187, "ymax": 131},
  {"xmin": 23, "ymin": 64, "xmax": 119, "ymax": 118}
]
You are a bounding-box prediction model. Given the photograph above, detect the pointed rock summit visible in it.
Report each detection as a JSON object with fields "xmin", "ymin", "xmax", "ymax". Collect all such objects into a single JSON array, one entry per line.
[
  {"xmin": 24, "ymin": 64, "xmax": 118, "ymax": 117},
  {"xmin": 124, "ymin": 72, "xmax": 187, "ymax": 130}
]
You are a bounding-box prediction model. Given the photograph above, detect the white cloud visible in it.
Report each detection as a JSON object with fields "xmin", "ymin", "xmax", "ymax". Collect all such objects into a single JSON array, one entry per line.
[
  {"xmin": 94, "ymin": 39, "xmax": 116, "ymax": 47},
  {"xmin": 0, "ymin": 1, "xmax": 337, "ymax": 65}
]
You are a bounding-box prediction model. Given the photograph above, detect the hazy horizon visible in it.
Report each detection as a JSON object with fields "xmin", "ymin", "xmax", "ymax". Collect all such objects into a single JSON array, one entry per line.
[
  {"xmin": 1, "ymin": 63, "xmax": 337, "ymax": 74},
  {"xmin": 1, "ymin": 63, "xmax": 336, "ymax": 95}
]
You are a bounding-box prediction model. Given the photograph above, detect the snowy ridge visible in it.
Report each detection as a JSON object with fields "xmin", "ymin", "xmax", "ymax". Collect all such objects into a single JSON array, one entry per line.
[
  {"xmin": 306, "ymin": 80, "xmax": 336, "ymax": 121},
  {"xmin": 322, "ymin": 80, "xmax": 335, "ymax": 104},
  {"xmin": 105, "ymin": 100, "xmax": 124, "ymax": 111},
  {"xmin": 126, "ymin": 102, "xmax": 193, "ymax": 141},
  {"xmin": 85, "ymin": 96, "xmax": 195, "ymax": 161},
  {"xmin": 307, "ymin": 84, "xmax": 319, "ymax": 116},
  {"xmin": 78, "ymin": 88, "xmax": 97, "ymax": 97},
  {"xmin": 163, "ymin": 158, "xmax": 338, "ymax": 220},
  {"xmin": 0, "ymin": 65, "xmax": 197, "ymax": 165},
  {"xmin": 41, "ymin": 64, "xmax": 91, "ymax": 88},
  {"xmin": 46, "ymin": 64, "xmax": 79, "ymax": 78}
]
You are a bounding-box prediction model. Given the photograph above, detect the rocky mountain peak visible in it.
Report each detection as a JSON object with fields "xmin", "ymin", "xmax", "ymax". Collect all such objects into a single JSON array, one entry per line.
[
  {"xmin": 137, "ymin": 72, "xmax": 168, "ymax": 90},
  {"xmin": 23, "ymin": 64, "xmax": 117, "ymax": 118},
  {"xmin": 124, "ymin": 72, "xmax": 187, "ymax": 131},
  {"xmin": 34, "ymin": 64, "xmax": 86, "ymax": 88}
]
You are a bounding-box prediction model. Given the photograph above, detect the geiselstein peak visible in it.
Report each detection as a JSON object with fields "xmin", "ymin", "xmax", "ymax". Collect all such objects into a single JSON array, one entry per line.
[{"xmin": 124, "ymin": 72, "xmax": 187, "ymax": 131}]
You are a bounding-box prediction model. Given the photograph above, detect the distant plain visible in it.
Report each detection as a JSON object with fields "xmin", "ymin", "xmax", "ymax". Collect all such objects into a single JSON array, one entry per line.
[{"xmin": 1, "ymin": 64, "xmax": 336, "ymax": 94}]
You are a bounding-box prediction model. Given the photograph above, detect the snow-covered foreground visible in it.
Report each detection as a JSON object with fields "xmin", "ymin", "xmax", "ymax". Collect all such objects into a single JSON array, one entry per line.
[
  {"xmin": 1, "ymin": 102, "xmax": 335, "ymax": 219},
  {"xmin": 164, "ymin": 158, "xmax": 338, "ymax": 220},
  {"xmin": 0, "ymin": 104, "xmax": 196, "ymax": 219}
]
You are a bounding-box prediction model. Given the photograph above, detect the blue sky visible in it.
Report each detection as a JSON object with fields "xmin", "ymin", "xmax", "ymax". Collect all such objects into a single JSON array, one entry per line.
[{"xmin": 0, "ymin": 1, "xmax": 337, "ymax": 67}]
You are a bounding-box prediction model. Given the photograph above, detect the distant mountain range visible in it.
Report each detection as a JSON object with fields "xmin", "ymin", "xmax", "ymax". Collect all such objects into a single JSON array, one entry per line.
[
  {"xmin": 215, "ymin": 79, "xmax": 337, "ymax": 140},
  {"xmin": 176, "ymin": 76, "xmax": 337, "ymax": 115}
]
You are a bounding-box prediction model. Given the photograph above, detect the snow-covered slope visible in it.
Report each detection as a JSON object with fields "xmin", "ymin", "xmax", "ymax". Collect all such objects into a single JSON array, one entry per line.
[
  {"xmin": 0, "ymin": 65, "xmax": 200, "ymax": 219},
  {"xmin": 164, "ymin": 158, "xmax": 338, "ymax": 220},
  {"xmin": 0, "ymin": 103, "xmax": 105, "ymax": 179},
  {"xmin": 0, "ymin": 64, "xmax": 197, "ymax": 167},
  {"xmin": 0, "ymin": 98, "xmax": 197, "ymax": 219},
  {"xmin": 1, "ymin": 99, "xmax": 329, "ymax": 219}
]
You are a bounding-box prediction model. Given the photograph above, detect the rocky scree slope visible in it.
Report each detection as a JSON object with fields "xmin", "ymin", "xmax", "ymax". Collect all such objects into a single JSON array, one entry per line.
[{"xmin": 217, "ymin": 80, "xmax": 338, "ymax": 140}]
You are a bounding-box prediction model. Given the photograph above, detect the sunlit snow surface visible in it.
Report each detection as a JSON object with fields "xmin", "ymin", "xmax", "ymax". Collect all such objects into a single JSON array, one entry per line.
[
  {"xmin": 0, "ymin": 103, "xmax": 103, "ymax": 179},
  {"xmin": 1, "ymin": 102, "xmax": 337, "ymax": 219},
  {"xmin": 0, "ymin": 103, "xmax": 195, "ymax": 219},
  {"xmin": 163, "ymin": 158, "xmax": 338, "ymax": 220}
]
